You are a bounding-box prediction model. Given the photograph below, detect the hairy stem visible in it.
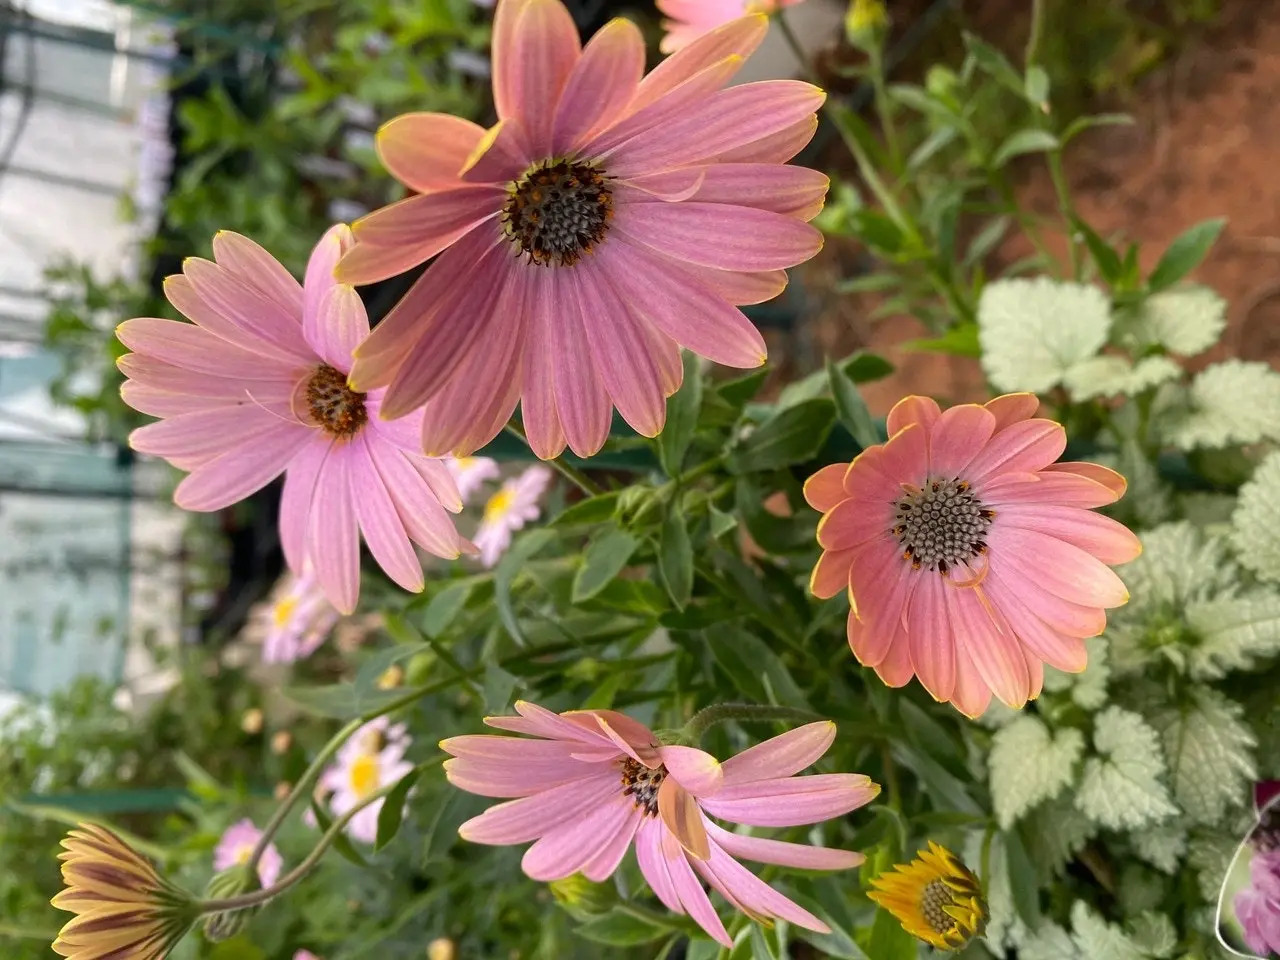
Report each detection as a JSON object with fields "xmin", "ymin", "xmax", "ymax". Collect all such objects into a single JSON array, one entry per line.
[{"xmin": 682, "ymin": 703, "xmax": 825, "ymax": 743}]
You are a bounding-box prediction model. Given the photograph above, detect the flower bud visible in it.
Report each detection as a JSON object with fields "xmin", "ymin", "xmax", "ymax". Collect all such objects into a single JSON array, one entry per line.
[
  {"xmin": 845, "ymin": 0, "xmax": 888, "ymax": 53},
  {"xmin": 548, "ymin": 873, "xmax": 616, "ymax": 921},
  {"xmin": 271, "ymin": 730, "xmax": 293, "ymax": 755},
  {"xmin": 241, "ymin": 708, "xmax": 264, "ymax": 734},
  {"xmin": 427, "ymin": 938, "xmax": 456, "ymax": 960},
  {"xmin": 202, "ymin": 863, "xmax": 260, "ymax": 942}
]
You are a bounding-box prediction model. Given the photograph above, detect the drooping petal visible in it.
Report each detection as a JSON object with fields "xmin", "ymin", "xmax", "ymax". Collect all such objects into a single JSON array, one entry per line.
[
  {"xmin": 982, "ymin": 575, "xmax": 1088, "ymax": 673},
  {"xmin": 635, "ymin": 818, "xmax": 683, "ymax": 913},
  {"xmin": 658, "ymin": 778, "xmax": 710, "ymax": 860},
  {"xmin": 551, "ymin": 17, "xmax": 645, "ymax": 154},
  {"xmin": 700, "ymin": 774, "xmax": 880, "ymax": 827},
  {"xmin": 698, "ymin": 842, "xmax": 830, "ymax": 932},
  {"xmin": 615, "ymin": 201, "xmax": 823, "ymax": 273},
  {"xmin": 660, "ymin": 746, "xmax": 724, "ymax": 797},
  {"xmin": 364, "ymin": 438, "xmax": 464, "ymax": 559},
  {"xmin": 305, "ymin": 283, "xmax": 370, "ymax": 373},
  {"xmin": 172, "ymin": 423, "xmax": 310, "ymax": 512},
  {"xmin": 521, "ymin": 797, "xmax": 634, "ymax": 881},
  {"xmin": 376, "ymin": 113, "xmax": 487, "ymax": 192},
  {"xmin": 581, "ymin": 805, "xmax": 644, "ymax": 882},
  {"xmin": 707, "ymin": 822, "xmax": 863, "ymax": 871},
  {"xmin": 718, "ymin": 722, "xmax": 835, "ymax": 787},
  {"xmin": 946, "ymin": 584, "xmax": 1032, "ymax": 709},
  {"xmin": 212, "ymin": 231, "xmax": 304, "ymax": 320},
  {"xmin": 351, "ymin": 433, "xmax": 424, "ymax": 593},
  {"xmin": 307, "ymin": 441, "xmax": 361, "ymax": 614},
  {"xmin": 458, "ymin": 774, "xmax": 618, "ymax": 845},
  {"xmin": 662, "ymin": 829, "xmax": 732, "ymax": 947},
  {"xmin": 279, "ymin": 438, "xmax": 331, "ymax": 573}
]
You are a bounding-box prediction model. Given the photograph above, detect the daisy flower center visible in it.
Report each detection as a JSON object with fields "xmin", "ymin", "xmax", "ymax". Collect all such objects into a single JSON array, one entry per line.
[
  {"xmin": 306, "ymin": 364, "xmax": 368, "ymax": 438},
  {"xmin": 504, "ymin": 160, "xmax": 613, "ymax": 267},
  {"xmin": 349, "ymin": 754, "xmax": 381, "ymax": 800},
  {"xmin": 893, "ymin": 478, "xmax": 994, "ymax": 574},
  {"xmin": 272, "ymin": 596, "xmax": 298, "ymax": 628},
  {"xmin": 233, "ymin": 844, "xmax": 254, "ymax": 866},
  {"xmin": 920, "ymin": 878, "xmax": 960, "ymax": 935},
  {"xmin": 482, "ymin": 488, "xmax": 515, "ymax": 524},
  {"xmin": 619, "ymin": 758, "xmax": 667, "ymax": 817}
]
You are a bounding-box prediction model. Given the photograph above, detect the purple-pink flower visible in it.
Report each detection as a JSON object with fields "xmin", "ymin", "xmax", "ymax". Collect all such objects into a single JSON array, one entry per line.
[
  {"xmin": 213, "ymin": 819, "xmax": 282, "ymax": 889},
  {"xmin": 473, "ymin": 465, "xmax": 552, "ymax": 567},
  {"xmin": 657, "ymin": 0, "xmax": 805, "ymax": 53},
  {"xmin": 1237, "ymin": 850, "xmax": 1280, "ymax": 957},
  {"xmin": 446, "ymin": 455, "xmax": 501, "ymax": 504},
  {"xmin": 320, "ymin": 717, "xmax": 414, "ymax": 844},
  {"xmin": 294, "ymin": 952, "xmax": 321, "ymax": 960},
  {"xmin": 442, "ymin": 702, "xmax": 877, "ymax": 947},
  {"xmin": 117, "ymin": 227, "xmax": 471, "ymax": 613},
  {"xmin": 261, "ymin": 567, "xmax": 338, "ymax": 663},
  {"xmin": 338, "ymin": 0, "xmax": 827, "ymax": 460}
]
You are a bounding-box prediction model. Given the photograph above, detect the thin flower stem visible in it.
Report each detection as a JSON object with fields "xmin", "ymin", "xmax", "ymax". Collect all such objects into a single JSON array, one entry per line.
[
  {"xmin": 503, "ymin": 421, "xmax": 603, "ymax": 497},
  {"xmin": 1047, "ymin": 152, "xmax": 1082, "ymax": 280},
  {"xmin": 867, "ymin": 43, "xmax": 902, "ymax": 174},
  {"xmin": 681, "ymin": 703, "xmax": 825, "ymax": 743},
  {"xmin": 1025, "ymin": 0, "xmax": 1046, "ymax": 66},
  {"xmin": 978, "ymin": 821, "xmax": 996, "ymax": 898}
]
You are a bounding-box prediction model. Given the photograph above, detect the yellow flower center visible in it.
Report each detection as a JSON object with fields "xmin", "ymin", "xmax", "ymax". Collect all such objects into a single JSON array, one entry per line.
[
  {"xmin": 272, "ymin": 596, "xmax": 298, "ymax": 628},
  {"xmin": 483, "ymin": 488, "xmax": 515, "ymax": 524},
  {"xmin": 349, "ymin": 754, "xmax": 380, "ymax": 799},
  {"xmin": 233, "ymin": 844, "xmax": 254, "ymax": 866},
  {"xmin": 455, "ymin": 457, "xmax": 476, "ymax": 469}
]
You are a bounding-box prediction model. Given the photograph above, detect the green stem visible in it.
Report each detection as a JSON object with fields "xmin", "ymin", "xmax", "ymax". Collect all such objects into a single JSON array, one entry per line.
[
  {"xmin": 879, "ymin": 742, "xmax": 901, "ymax": 812},
  {"xmin": 1025, "ymin": 0, "xmax": 1045, "ymax": 66},
  {"xmin": 681, "ymin": 703, "xmax": 825, "ymax": 743},
  {"xmin": 1047, "ymin": 151, "xmax": 1081, "ymax": 279},
  {"xmin": 978, "ymin": 821, "xmax": 996, "ymax": 898},
  {"xmin": 867, "ymin": 44, "xmax": 902, "ymax": 174},
  {"xmin": 503, "ymin": 421, "xmax": 602, "ymax": 497}
]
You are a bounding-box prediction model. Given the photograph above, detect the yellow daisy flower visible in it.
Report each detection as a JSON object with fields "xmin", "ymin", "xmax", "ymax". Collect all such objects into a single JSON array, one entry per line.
[
  {"xmin": 867, "ymin": 841, "xmax": 988, "ymax": 951},
  {"xmin": 51, "ymin": 824, "xmax": 196, "ymax": 960}
]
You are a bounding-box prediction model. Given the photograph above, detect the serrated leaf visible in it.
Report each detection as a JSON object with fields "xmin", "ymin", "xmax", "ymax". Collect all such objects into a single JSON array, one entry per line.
[
  {"xmin": 1076, "ymin": 707, "xmax": 1177, "ymax": 831},
  {"xmin": 373, "ymin": 765, "xmax": 421, "ymax": 852},
  {"xmin": 571, "ymin": 527, "xmax": 639, "ymax": 603},
  {"xmin": 989, "ymin": 716, "xmax": 1084, "ymax": 828},
  {"xmin": 1062, "ymin": 355, "xmax": 1181, "ymax": 400},
  {"xmin": 1118, "ymin": 522, "xmax": 1236, "ymax": 622},
  {"xmin": 574, "ymin": 908, "xmax": 670, "ymax": 946},
  {"xmin": 978, "ymin": 278, "xmax": 1112, "ymax": 393},
  {"xmin": 1148, "ymin": 218, "xmax": 1225, "ymax": 291},
  {"xmin": 658, "ymin": 501, "xmax": 693, "ymax": 610},
  {"xmin": 1069, "ymin": 902, "xmax": 1143, "ymax": 960},
  {"xmin": 1232, "ymin": 451, "xmax": 1280, "ymax": 584},
  {"xmin": 1127, "ymin": 913, "xmax": 1176, "ymax": 958},
  {"xmin": 1025, "ymin": 797, "xmax": 1096, "ymax": 878},
  {"xmin": 660, "ymin": 351, "xmax": 704, "ymax": 476},
  {"xmin": 1020, "ymin": 922, "xmax": 1080, "ymax": 960},
  {"xmin": 1186, "ymin": 591, "xmax": 1280, "ymax": 680},
  {"xmin": 1189, "ymin": 829, "xmax": 1240, "ymax": 900},
  {"xmin": 727, "ymin": 398, "xmax": 836, "ymax": 473},
  {"xmin": 1117, "ymin": 286, "xmax": 1226, "ymax": 356},
  {"xmin": 1043, "ymin": 636, "xmax": 1109, "ymax": 708},
  {"xmin": 1151, "ymin": 688, "xmax": 1255, "ymax": 826},
  {"xmin": 1164, "ymin": 360, "xmax": 1280, "ymax": 449},
  {"xmin": 1131, "ymin": 822, "xmax": 1187, "ymax": 874},
  {"xmin": 990, "ymin": 129, "xmax": 1060, "ymax": 168}
]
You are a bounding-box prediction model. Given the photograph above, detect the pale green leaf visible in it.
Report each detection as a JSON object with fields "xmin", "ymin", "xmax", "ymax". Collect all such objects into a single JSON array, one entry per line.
[
  {"xmin": 1025, "ymin": 797, "xmax": 1097, "ymax": 878},
  {"xmin": 1069, "ymin": 902, "xmax": 1144, "ymax": 960},
  {"xmin": 1164, "ymin": 360, "xmax": 1280, "ymax": 450},
  {"xmin": 1150, "ymin": 688, "xmax": 1255, "ymax": 825},
  {"xmin": 1116, "ymin": 286, "xmax": 1226, "ymax": 356},
  {"xmin": 1076, "ymin": 707, "xmax": 1177, "ymax": 830},
  {"xmin": 1231, "ymin": 451, "xmax": 1280, "ymax": 584},
  {"xmin": 1117, "ymin": 523, "xmax": 1236, "ymax": 621},
  {"xmin": 1188, "ymin": 830, "xmax": 1241, "ymax": 900},
  {"xmin": 962, "ymin": 830, "xmax": 1025, "ymax": 952},
  {"xmin": 989, "ymin": 716, "xmax": 1084, "ymax": 828},
  {"xmin": 1043, "ymin": 636, "xmax": 1110, "ymax": 707},
  {"xmin": 1020, "ymin": 923, "xmax": 1080, "ymax": 960},
  {"xmin": 1063, "ymin": 355, "xmax": 1181, "ymax": 401},
  {"xmin": 1131, "ymin": 822, "xmax": 1187, "ymax": 874},
  {"xmin": 1186, "ymin": 590, "xmax": 1280, "ymax": 680},
  {"xmin": 1127, "ymin": 912, "xmax": 1177, "ymax": 958},
  {"xmin": 1116, "ymin": 864, "xmax": 1167, "ymax": 917},
  {"xmin": 978, "ymin": 278, "xmax": 1112, "ymax": 393}
]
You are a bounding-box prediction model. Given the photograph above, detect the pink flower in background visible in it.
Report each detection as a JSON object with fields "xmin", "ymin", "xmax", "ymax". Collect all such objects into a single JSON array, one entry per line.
[
  {"xmin": 262, "ymin": 568, "xmax": 339, "ymax": 663},
  {"xmin": 804, "ymin": 393, "xmax": 1142, "ymax": 718},
  {"xmin": 294, "ymin": 952, "xmax": 321, "ymax": 960},
  {"xmin": 1236, "ymin": 851, "xmax": 1280, "ymax": 957},
  {"xmin": 320, "ymin": 717, "xmax": 414, "ymax": 844},
  {"xmin": 446, "ymin": 456, "xmax": 501, "ymax": 504},
  {"xmin": 118, "ymin": 226, "xmax": 470, "ymax": 614},
  {"xmin": 657, "ymin": 0, "xmax": 805, "ymax": 53},
  {"xmin": 213, "ymin": 819, "xmax": 282, "ymax": 888},
  {"xmin": 443, "ymin": 703, "xmax": 876, "ymax": 947},
  {"xmin": 340, "ymin": 0, "xmax": 827, "ymax": 459},
  {"xmin": 473, "ymin": 465, "xmax": 552, "ymax": 567}
]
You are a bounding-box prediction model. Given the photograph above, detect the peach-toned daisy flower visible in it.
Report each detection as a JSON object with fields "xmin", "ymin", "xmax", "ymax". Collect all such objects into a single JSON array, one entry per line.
[
  {"xmin": 443, "ymin": 703, "xmax": 877, "ymax": 947},
  {"xmin": 320, "ymin": 717, "xmax": 414, "ymax": 844},
  {"xmin": 473, "ymin": 465, "xmax": 552, "ymax": 567},
  {"xmin": 340, "ymin": 1, "xmax": 827, "ymax": 459},
  {"xmin": 446, "ymin": 455, "xmax": 501, "ymax": 504},
  {"xmin": 117, "ymin": 226, "xmax": 470, "ymax": 614},
  {"xmin": 213, "ymin": 819, "xmax": 283, "ymax": 888},
  {"xmin": 657, "ymin": 0, "xmax": 805, "ymax": 54},
  {"xmin": 804, "ymin": 393, "xmax": 1142, "ymax": 718}
]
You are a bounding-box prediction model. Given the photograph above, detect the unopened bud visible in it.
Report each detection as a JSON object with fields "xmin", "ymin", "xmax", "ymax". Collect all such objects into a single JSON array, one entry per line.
[
  {"xmin": 202, "ymin": 864, "xmax": 259, "ymax": 943},
  {"xmin": 273, "ymin": 781, "xmax": 291, "ymax": 801},
  {"xmin": 427, "ymin": 938, "xmax": 456, "ymax": 960},
  {"xmin": 270, "ymin": 730, "xmax": 293, "ymax": 755},
  {"xmin": 241, "ymin": 709, "xmax": 264, "ymax": 735},
  {"xmin": 376, "ymin": 664, "xmax": 404, "ymax": 690},
  {"xmin": 549, "ymin": 873, "xmax": 616, "ymax": 921},
  {"xmin": 845, "ymin": 0, "xmax": 888, "ymax": 52}
]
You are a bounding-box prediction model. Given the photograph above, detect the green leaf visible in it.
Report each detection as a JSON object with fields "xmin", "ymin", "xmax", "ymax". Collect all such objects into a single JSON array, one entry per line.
[
  {"xmin": 1150, "ymin": 687, "xmax": 1255, "ymax": 826},
  {"xmin": 281, "ymin": 683, "xmax": 410, "ymax": 720},
  {"xmin": 978, "ymin": 277, "xmax": 1111, "ymax": 393},
  {"xmin": 1147, "ymin": 218, "xmax": 1225, "ymax": 291},
  {"xmin": 1025, "ymin": 65, "xmax": 1050, "ymax": 107},
  {"xmin": 1074, "ymin": 217, "xmax": 1123, "ymax": 284},
  {"xmin": 1187, "ymin": 591, "xmax": 1280, "ymax": 680},
  {"xmin": 572, "ymin": 527, "xmax": 640, "ymax": 603},
  {"xmin": 1005, "ymin": 827, "xmax": 1042, "ymax": 928},
  {"xmin": 574, "ymin": 909, "xmax": 670, "ymax": 946},
  {"xmin": 1076, "ymin": 707, "xmax": 1177, "ymax": 830},
  {"xmin": 494, "ymin": 529, "xmax": 557, "ymax": 645},
  {"xmin": 989, "ymin": 715, "xmax": 1084, "ymax": 828},
  {"xmin": 704, "ymin": 627, "xmax": 810, "ymax": 709},
  {"xmin": 309, "ymin": 798, "xmax": 372, "ymax": 869},
  {"xmin": 421, "ymin": 789, "xmax": 484, "ymax": 865},
  {"xmin": 1117, "ymin": 285, "xmax": 1226, "ymax": 356},
  {"xmin": 904, "ymin": 322, "xmax": 981, "ymax": 357},
  {"xmin": 786, "ymin": 891, "xmax": 869, "ymax": 959},
  {"xmin": 827, "ymin": 357, "xmax": 880, "ymax": 448},
  {"xmin": 990, "ymin": 128, "xmax": 1060, "ymax": 168},
  {"xmin": 1233, "ymin": 452, "xmax": 1280, "ymax": 584},
  {"xmin": 1163, "ymin": 359, "xmax": 1280, "ymax": 450},
  {"xmin": 850, "ymin": 209, "xmax": 906, "ymax": 254},
  {"xmin": 867, "ymin": 905, "xmax": 918, "ymax": 960},
  {"xmin": 727, "ymin": 398, "xmax": 835, "ymax": 473},
  {"xmin": 1062, "ymin": 355, "xmax": 1181, "ymax": 401},
  {"xmin": 420, "ymin": 579, "xmax": 477, "ymax": 638},
  {"xmin": 891, "ymin": 743, "xmax": 982, "ymax": 816},
  {"xmin": 715, "ymin": 369, "xmax": 769, "ymax": 414},
  {"xmin": 659, "ymin": 351, "xmax": 705, "ymax": 476},
  {"xmin": 1060, "ymin": 111, "xmax": 1133, "ymax": 145},
  {"xmin": 1068, "ymin": 901, "xmax": 1144, "ymax": 960},
  {"xmin": 658, "ymin": 501, "xmax": 694, "ymax": 610},
  {"xmin": 1127, "ymin": 912, "xmax": 1177, "ymax": 958},
  {"xmin": 962, "ymin": 32, "xmax": 1024, "ymax": 92},
  {"xmin": 373, "ymin": 766, "xmax": 422, "ymax": 852},
  {"xmin": 482, "ymin": 663, "xmax": 519, "ymax": 713},
  {"xmin": 551, "ymin": 491, "xmax": 621, "ymax": 528},
  {"xmin": 965, "ymin": 215, "xmax": 1010, "ymax": 267},
  {"xmin": 1131, "ymin": 823, "xmax": 1187, "ymax": 874},
  {"xmin": 708, "ymin": 505, "xmax": 738, "ymax": 539}
]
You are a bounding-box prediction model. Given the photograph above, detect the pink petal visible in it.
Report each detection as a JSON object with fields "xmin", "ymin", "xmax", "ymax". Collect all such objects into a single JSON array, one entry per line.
[
  {"xmin": 990, "ymin": 527, "xmax": 1130, "ymax": 608},
  {"xmin": 1042, "ymin": 461, "xmax": 1128, "ymax": 501},
  {"xmin": 985, "ymin": 392, "xmax": 1039, "ymax": 430},
  {"xmin": 376, "ymin": 112, "xmax": 486, "ymax": 192},
  {"xmin": 304, "ymin": 224, "xmax": 355, "ymax": 326},
  {"xmin": 690, "ymin": 163, "xmax": 830, "ymax": 221},
  {"xmin": 521, "ymin": 797, "xmax": 634, "ymax": 881},
  {"xmin": 183, "ymin": 258, "xmax": 312, "ymax": 362},
  {"xmin": 982, "ymin": 576, "xmax": 1088, "ymax": 672},
  {"xmin": 117, "ymin": 353, "xmax": 293, "ymax": 400},
  {"xmin": 886, "ymin": 395, "xmax": 941, "ymax": 436},
  {"xmin": 616, "ymin": 201, "xmax": 823, "ymax": 273},
  {"xmin": 173, "ymin": 422, "xmax": 309, "ymax": 512},
  {"xmin": 698, "ymin": 842, "xmax": 830, "ymax": 932},
  {"xmin": 985, "ymin": 561, "xmax": 1105, "ymax": 639},
  {"xmin": 280, "ymin": 438, "xmax": 331, "ymax": 573},
  {"xmin": 164, "ymin": 274, "xmax": 275, "ymax": 353},
  {"xmin": 876, "ymin": 421, "xmax": 929, "ymax": 485},
  {"xmin": 700, "ymin": 774, "xmax": 879, "ymax": 827},
  {"xmin": 129, "ymin": 406, "xmax": 285, "ymax": 461},
  {"xmin": 520, "ymin": 269, "xmax": 568, "ymax": 458},
  {"xmin": 444, "ymin": 757, "xmax": 601, "ymax": 798},
  {"xmin": 119, "ymin": 381, "xmax": 227, "ymax": 417},
  {"xmin": 211, "ymin": 231, "xmax": 303, "ymax": 319},
  {"xmin": 966, "ymin": 419, "xmax": 1067, "ymax": 483},
  {"xmin": 495, "ymin": 0, "xmax": 580, "ymax": 150},
  {"xmin": 682, "ymin": 265, "xmax": 788, "ymax": 306},
  {"xmin": 551, "ymin": 17, "xmax": 645, "ymax": 154},
  {"xmin": 441, "ymin": 734, "xmax": 587, "ymax": 761},
  {"xmin": 707, "ymin": 822, "xmax": 862, "ymax": 871},
  {"xmin": 840, "ymin": 447, "xmax": 901, "ymax": 503},
  {"xmin": 410, "ymin": 456, "xmax": 464, "ymax": 512},
  {"xmin": 581, "ymin": 805, "xmax": 644, "ymax": 882},
  {"xmin": 630, "ymin": 14, "xmax": 767, "ymax": 113},
  {"xmin": 663, "ymin": 830, "xmax": 732, "ymax": 948},
  {"xmin": 615, "ymin": 168, "xmax": 706, "ymax": 202},
  {"xmin": 458, "ymin": 773, "xmax": 618, "ymax": 844},
  {"xmin": 946, "ymin": 585, "xmax": 1031, "ymax": 709},
  {"xmin": 906, "ymin": 575, "xmax": 956, "ymax": 702},
  {"xmin": 459, "ymin": 117, "xmax": 532, "ymax": 183},
  {"xmin": 984, "ymin": 471, "xmax": 1122, "ymax": 510},
  {"xmin": 660, "ymin": 746, "xmax": 724, "ymax": 797},
  {"xmin": 849, "ymin": 537, "xmax": 917, "ymax": 631},
  {"xmin": 872, "ymin": 629, "xmax": 915, "ymax": 687},
  {"xmin": 713, "ymin": 115, "xmax": 818, "ymax": 164},
  {"xmin": 364, "ymin": 438, "xmax": 464, "ymax": 559},
  {"xmin": 635, "ymin": 818, "xmax": 684, "ymax": 913},
  {"xmin": 928, "ymin": 403, "xmax": 995, "ymax": 478},
  {"xmin": 803, "ymin": 463, "xmax": 848, "ymax": 512},
  {"xmin": 582, "ymin": 710, "xmax": 662, "ymax": 759},
  {"xmin": 555, "ymin": 271, "xmax": 613, "ymax": 457},
  {"xmin": 595, "ymin": 240, "xmax": 766, "ymax": 368},
  {"xmin": 719, "ymin": 722, "xmax": 835, "ymax": 787},
  {"xmin": 948, "ymin": 643, "xmax": 995, "ymax": 718},
  {"xmin": 117, "ymin": 318, "xmax": 297, "ymax": 379},
  {"xmin": 576, "ymin": 264, "xmax": 667, "ymax": 437},
  {"xmin": 998, "ymin": 504, "xmax": 1141, "ymax": 565},
  {"xmin": 512, "ymin": 700, "xmax": 616, "ymax": 745},
  {"xmin": 351, "ymin": 434, "xmax": 424, "ymax": 593},
  {"xmin": 810, "ymin": 548, "xmax": 855, "ymax": 600},
  {"xmin": 816, "ymin": 499, "xmax": 884, "ymax": 551},
  {"xmin": 307, "ymin": 442, "xmax": 361, "ymax": 614},
  {"xmin": 305, "ymin": 284, "xmax": 369, "ymax": 373}
]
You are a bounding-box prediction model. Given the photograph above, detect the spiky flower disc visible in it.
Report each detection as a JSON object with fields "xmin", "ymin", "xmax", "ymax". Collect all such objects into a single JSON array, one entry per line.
[{"xmin": 867, "ymin": 841, "xmax": 987, "ymax": 952}]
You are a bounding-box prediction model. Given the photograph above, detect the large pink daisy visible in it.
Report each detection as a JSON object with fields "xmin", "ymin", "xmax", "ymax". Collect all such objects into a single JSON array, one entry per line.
[
  {"xmin": 657, "ymin": 0, "xmax": 806, "ymax": 54},
  {"xmin": 804, "ymin": 393, "xmax": 1142, "ymax": 718},
  {"xmin": 339, "ymin": 1, "xmax": 828, "ymax": 459},
  {"xmin": 117, "ymin": 227, "xmax": 469, "ymax": 613},
  {"xmin": 442, "ymin": 702, "xmax": 878, "ymax": 947}
]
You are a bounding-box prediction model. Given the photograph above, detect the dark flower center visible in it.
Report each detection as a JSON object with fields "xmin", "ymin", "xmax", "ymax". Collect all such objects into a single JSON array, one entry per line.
[
  {"xmin": 306, "ymin": 364, "xmax": 367, "ymax": 438},
  {"xmin": 920, "ymin": 878, "xmax": 959, "ymax": 935},
  {"xmin": 893, "ymin": 478, "xmax": 994, "ymax": 574},
  {"xmin": 619, "ymin": 758, "xmax": 667, "ymax": 818},
  {"xmin": 504, "ymin": 160, "xmax": 613, "ymax": 266}
]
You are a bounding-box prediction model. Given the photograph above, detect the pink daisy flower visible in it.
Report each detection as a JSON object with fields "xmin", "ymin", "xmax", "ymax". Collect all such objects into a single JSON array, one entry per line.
[
  {"xmin": 261, "ymin": 567, "xmax": 339, "ymax": 663},
  {"xmin": 1236, "ymin": 850, "xmax": 1280, "ymax": 956},
  {"xmin": 445, "ymin": 455, "xmax": 501, "ymax": 504},
  {"xmin": 804, "ymin": 393, "xmax": 1142, "ymax": 718},
  {"xmin": 442, "ymin": 702, "xmax": 877, "ymax": 947},
  {"xmin": 473, "ymin": 465, "xmax": 552, "ymax": 567},
  {"xmin": 320, "ymin": 717, "xmax": 414, "ymax": 844},
  {"xmin": 213, "ymin": 819, "xmax": 283, "ymax": 889},
  {"xmin": 117, "ymin": 226, "xmax": 470, "ymax": 614},
  {"xmin": 339, "ymin": 1, "xmax": 827, "ymax": 459},
  {"xmin": 657, "ymin": 0, "xmax": 806, "ymax": 54},
  {"xmin": 294, "ymin": 952, "xmax": 321, "ymax": 960}
]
